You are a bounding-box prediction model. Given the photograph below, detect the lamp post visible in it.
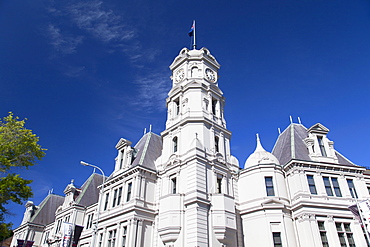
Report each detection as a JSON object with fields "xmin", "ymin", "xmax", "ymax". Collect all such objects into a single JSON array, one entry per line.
[{"xmin": 80, "ymin": 161, "xmax": 106, "ymax": 247}]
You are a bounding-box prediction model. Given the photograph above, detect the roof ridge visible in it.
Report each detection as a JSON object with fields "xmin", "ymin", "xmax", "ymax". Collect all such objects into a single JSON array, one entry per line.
[
  {"xmin": 138, "ymin": 132, "xmax": 152, "ymax": 166},
  {"xmin": 290, "ymin": 124, "xmax": 295, "ymax": 159}
]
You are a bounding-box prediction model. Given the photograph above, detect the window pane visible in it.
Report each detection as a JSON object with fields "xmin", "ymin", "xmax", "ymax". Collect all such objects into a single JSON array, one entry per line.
[
  {"xmin": 320, "ymin": 232, "xmax": 329, "ymax": 247},
  {"xmin": 273, "ymin": 232, "xmax": 282, "ymax": 247},
  {"xmin": 338, "ymin": 233, "xmax": 347, "ymax": 247},
  {"xmin": 347, "ymin": 233, "xmax": 355, "ymax": 247},
  {"xmin": 336, "ymin": 222, "xmax": 343, "ymax": 231},
  {"xmin": 318, "ymin": 221, "xmax": 325, "ymax": 231},
  {"xmin": 347, "ymin": 179, "xmax": 358, "ymax": 198},
  {"xmin": 323, "ymin": 177, "xmax": 334, "ymax": 196},
  {"xmin": 265, "ymin": 177, "xmax": 275, "ymax": 196},
  {"xmin": 307, "ymin": 175, "xmax": 317, "ymax": 195},
  {"xmin": 331, "ymin": 178, "xmax": 342, "ymax": 197}
]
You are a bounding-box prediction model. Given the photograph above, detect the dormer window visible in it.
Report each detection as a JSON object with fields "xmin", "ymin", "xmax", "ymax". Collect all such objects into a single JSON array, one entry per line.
[{"xmin": 317, "ymin": 136, "xmax": 327, "ymax": 157}]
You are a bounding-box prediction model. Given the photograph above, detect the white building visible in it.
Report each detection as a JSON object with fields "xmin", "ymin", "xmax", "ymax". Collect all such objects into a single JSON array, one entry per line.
[{"xmin": 12, "ymin": 47, "xmax": 370, "ymax": 247}]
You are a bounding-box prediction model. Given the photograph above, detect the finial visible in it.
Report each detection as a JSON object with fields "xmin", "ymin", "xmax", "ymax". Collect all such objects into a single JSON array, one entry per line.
[
  {"xmin": 71, "ymin": 179, "xmax": 74, "ymax": 185},
  {"xmin": 298, "ymin": 117, "xmax": 302, "ymax": 124},
  {"xmin": 278, "ymin": 128, "xmax": 281, "ymax": 135},
  {"xmin": 255, "ymin": 133, "xmax": 264, "ymax": 151},
  {"xmin": 289, "ymin": 116, "xmax": 293, "ymax": 124},
  {"xmin": 149, "ymin": 124, "xmax": 152, "ymax": 132},
  {"xmin": 195, "ymin": 132, "xmax": 198, "ymax": 139},
  {"xmin": 144, "ymin": 128, "xmax": 147, "ymax": 135}
]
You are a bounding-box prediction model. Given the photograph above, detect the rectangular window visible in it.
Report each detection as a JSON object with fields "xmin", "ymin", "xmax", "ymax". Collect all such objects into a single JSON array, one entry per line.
[
  {"xmin": 119, "ymin": 150, "xmax": 124, "ymax": 169},
  {"xmin": 331, "ymin": 177, "xmax": 342, "ymax": 197},
  {"xmin": 323, "ymin": 177, "xmax": 342, "ymax": 197},
  {"xmin": 65, "ymin": 215, "xmax": 70, "ymax": 223},
  {"xmin": 318, "ymin": 136, "xmax": 327, "ymax": 157},
  {"xmin": 307, "ymin": 175, "xmax": 317, "ymax": 194},
  {"xmin": 122, "ymin": 226, "xmax": 127, "ymax": 247},
  {"xmin": 344, "ymin": 223, "xmax": 356, "ymax": 247},
  {"xmin": 338, "ymin": 233, "xmax": 347, "ymax": 247},
  {"xmin": 272, "ymin": 232, "xmax": 282, "ymax": 247},
  {"xmin": 126, "ymin": 182, "xmax": 132, "ymax": 202},
  {"xmin": 347, "ymin": 179, "xmax": 358, "ymax": 198},
  {"xmin": 55, "ymin": 219, "xmax": 62, "ymax": 233},
  {"xmin": 117, "ymin": 187, "xmax": 122, "ymax": 205},
  {"xmin": 318, "ymin": 221, "xmax": 329, "ymax": 247},
  {"xmin": 107, "ymin": 230, "xmax": 116, "ymax": 247},
  {"xmin": 171, "ymin": 177, "xmax": 177, "ymax": 194},
  {"xmin": 104, "ymin": 193, "xmax": 109, "ymax": 210},
  {"xmin": 98, "ymin": 233, "xmax": 103, "ymax": 247},
  {"xmin": 112, "ymin": 189, "xmax": 118, "ymax": 207},
  {"xmin": 43, "ymin": 232, "xmax": 49, "ymax": 244},
  {"xmin": 217, "ymin": 177, "xmax": 222, "ymax": 193},
  {"xmin": 336, "ymin": 222, "xmax": 356, "ymax": 247},
  {"xmin": 86, "ymin": 214, "xmax": 94, "ymax": 229},
  {"xmin": 265, "ymin": 177, "xmax": 275, "ymax": 196},
  {"xmin": 323, "ymin": 177, "xmax": 334, "ymax": 196}
]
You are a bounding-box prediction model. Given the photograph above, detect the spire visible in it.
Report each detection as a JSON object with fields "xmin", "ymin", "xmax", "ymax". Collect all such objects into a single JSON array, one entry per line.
[{"xmin": 255, "ymin": 133, "xmax": 265, "ymax": 152}]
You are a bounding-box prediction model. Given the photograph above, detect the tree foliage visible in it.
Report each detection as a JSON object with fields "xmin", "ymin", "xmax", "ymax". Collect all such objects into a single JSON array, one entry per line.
[{"xmin": 0, "ymin": 113, "xmax": 46, "ymax": 240}]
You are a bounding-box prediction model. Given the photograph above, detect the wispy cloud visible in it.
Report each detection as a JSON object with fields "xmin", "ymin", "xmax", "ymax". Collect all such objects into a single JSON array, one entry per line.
[
  {"xmin": 67, "ymin": 0, "xmax": 135, "ymax": 43},
  {"xmin": 131, "ymin": 72, "xmax": 170, "ymax": 112},
  {"xmin": 46, "ymin": 0, "xmax": 143, "ymax": 62},
  {"xmin": 47, "ymin": 24, "xmax": 83, "ymax": 54}
]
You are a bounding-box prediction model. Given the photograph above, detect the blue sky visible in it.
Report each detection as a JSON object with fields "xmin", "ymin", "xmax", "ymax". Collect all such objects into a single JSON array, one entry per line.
[{"xmin": 1, "ymin": 0, "xmax": 370, "ymax": 227}]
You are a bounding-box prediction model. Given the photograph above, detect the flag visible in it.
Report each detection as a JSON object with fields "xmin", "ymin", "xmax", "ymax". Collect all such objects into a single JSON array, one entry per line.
[
  {"xmin": 348, "ymin": 204, "xmax": 361, "ymax": 222},
  {"xmin": 188, "ymin": 22, "xmax": 194, "ymax": 37},
  {"xmin": 61, "ymin": 222, "xmax": 73, "ymax": 247},
  {"xmin": 72, "ymin": 225, "xmax": 84, "ymax": 247}
]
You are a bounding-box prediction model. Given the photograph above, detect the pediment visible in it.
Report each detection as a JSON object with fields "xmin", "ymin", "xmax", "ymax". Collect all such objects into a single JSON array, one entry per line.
[
  {"xmin": 261, "ymin": 198, "xmax": 285, "ymax": 207},
  {"xmin": 115, "ymin": 138, "xmax": 132, "ymax": 150},
  {"xmin": 307, "ymin": 123, "xmax": 329, "ymax": 134}
]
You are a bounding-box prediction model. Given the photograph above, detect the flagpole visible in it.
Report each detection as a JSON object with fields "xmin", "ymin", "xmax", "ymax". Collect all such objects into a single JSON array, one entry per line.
[
  {"xmin": 193, "ymin": 20, "xmax": 196, "ymax": 49},
  {"xmin": 353, "ymin": 189, "xmax": 370, "ymax": 246}
]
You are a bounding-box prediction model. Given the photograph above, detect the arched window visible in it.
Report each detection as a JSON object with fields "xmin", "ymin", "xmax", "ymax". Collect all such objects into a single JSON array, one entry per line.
[
  {"xmin": 215, "ymin": 136, "xmax": 219, "ymax": 152},
  {"xmin": 173, "ymin": 136, "xmax": 178, "ymax": 153},
  {"xmin": 174, "ymin": 98, "xmax": 180, "ymax": 116},
  {"xmin": 212, "ymin": 98, "xmax": 217, "ymax": 115}
]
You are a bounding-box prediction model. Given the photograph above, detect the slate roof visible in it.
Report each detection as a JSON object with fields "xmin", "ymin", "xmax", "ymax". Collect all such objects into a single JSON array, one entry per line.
[
  {"xmin": 131, "ymin": 132, "xmax": 162, "ymax": 171},
  {"xmin": 30, "ymin": 194, "xmax": 64, "ymax": 226},
  {"xmin": 75, "ymin": 173, "xmax": 104, "ymax": 207},
  {"xmin": 272, "ymin": 123, "xmax": 356, "ymax": 167}
]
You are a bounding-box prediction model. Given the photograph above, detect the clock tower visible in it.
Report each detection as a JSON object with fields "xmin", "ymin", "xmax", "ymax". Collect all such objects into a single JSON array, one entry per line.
[{"xmin": 156, "ymin": 47, "xmax": 240, "ymax": 246}]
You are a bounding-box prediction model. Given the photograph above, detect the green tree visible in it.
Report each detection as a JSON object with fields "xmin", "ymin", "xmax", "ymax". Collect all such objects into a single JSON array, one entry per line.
[{"xmin": 0, "ymin": 113, "xmax": 46, "ymax": 240}]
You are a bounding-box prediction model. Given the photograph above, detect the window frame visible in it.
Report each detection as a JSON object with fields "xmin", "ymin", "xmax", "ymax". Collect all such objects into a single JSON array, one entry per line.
[
  {"xmin": 307, "ymin": 175, "xmax": 317, "ymax": 195},
  {"xmin": 265, "ymin": 176, "xmax": 275, "ymax": 196}
]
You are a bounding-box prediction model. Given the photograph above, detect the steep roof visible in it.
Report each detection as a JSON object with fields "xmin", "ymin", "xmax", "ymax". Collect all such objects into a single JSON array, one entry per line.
[
  {"xmin": 75, "ymin": 173, "xmax": 104, "ymax": 207},
  {"xmin": 131, "ymin": 132, "xmax": 162, "ymax": 170},
  {"xmin": 30, "ymin": 194, "xmax": 64, "ymax": 226},
  {"xmin": 272, "ymin": 123, "xmax": 356, "ymax": 167}
]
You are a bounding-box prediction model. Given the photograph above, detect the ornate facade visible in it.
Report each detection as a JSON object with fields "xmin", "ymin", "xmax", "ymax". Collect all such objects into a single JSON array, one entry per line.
[{"xmin": 12, "ymin": 47, "xmax": 370, "ymax": 247}]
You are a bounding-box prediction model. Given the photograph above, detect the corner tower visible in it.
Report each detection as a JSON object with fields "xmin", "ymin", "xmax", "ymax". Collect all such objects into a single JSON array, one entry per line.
[{"xmin": 156, "ymin": 47, "xmax": 240, "ymax": 247}]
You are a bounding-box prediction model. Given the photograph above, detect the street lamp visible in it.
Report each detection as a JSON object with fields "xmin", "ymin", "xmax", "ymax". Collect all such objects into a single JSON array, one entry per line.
[{"xmin": 80, "ymin": 161, "xmax": 106, "ymax": 247}]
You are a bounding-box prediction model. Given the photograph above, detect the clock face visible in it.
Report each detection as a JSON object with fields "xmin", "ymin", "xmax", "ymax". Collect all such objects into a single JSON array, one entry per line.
[
  {"xmin": 205, "ymin": 68, "xmax": 216, "ymax": 82},
  {"xmin": 175, "ymin": 68, "xmax": 185, "ymax": 83}
]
